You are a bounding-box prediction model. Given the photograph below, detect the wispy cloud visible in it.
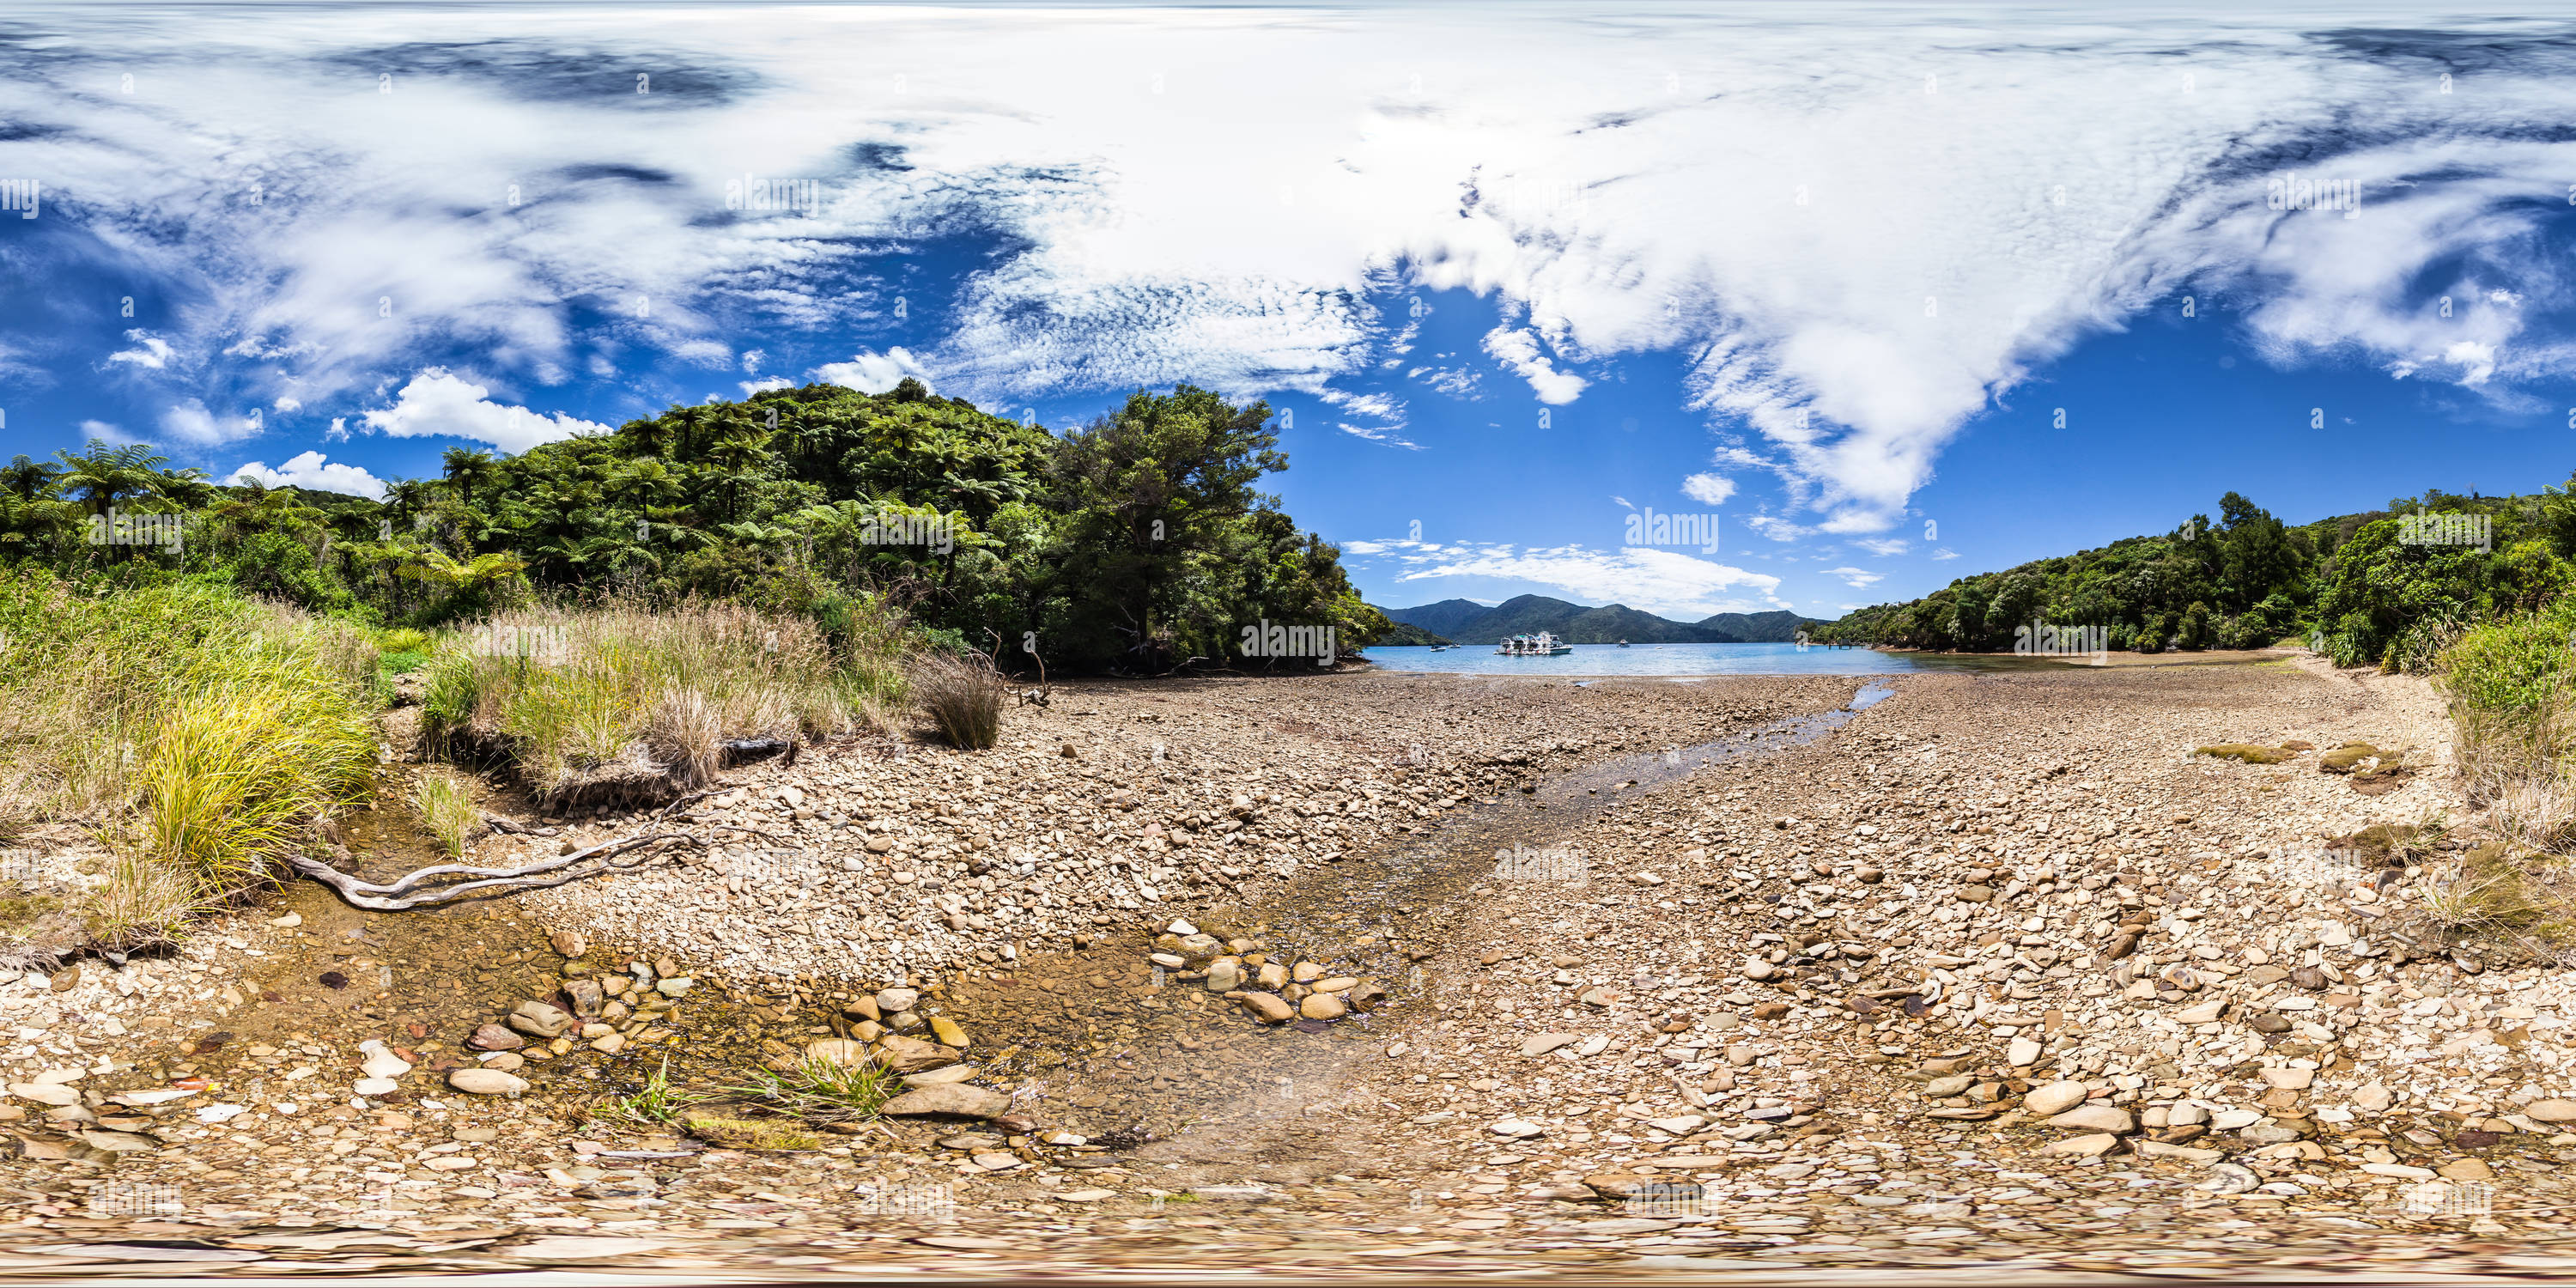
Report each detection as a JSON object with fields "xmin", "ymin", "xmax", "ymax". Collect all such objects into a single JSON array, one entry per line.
[
  {"xmin": 1820, "ymin": 566, "xmax": 1883, "ymax": 588},
  {"xmin": 1852, "ymin": 538, "xmax": 1909, "ymax": 556}
]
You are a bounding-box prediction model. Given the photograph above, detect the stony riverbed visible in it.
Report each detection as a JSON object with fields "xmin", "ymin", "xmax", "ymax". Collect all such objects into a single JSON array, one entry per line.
[{"xmin": 3, "ymin": 656, "xmax": 2573, "ymax": 1280}]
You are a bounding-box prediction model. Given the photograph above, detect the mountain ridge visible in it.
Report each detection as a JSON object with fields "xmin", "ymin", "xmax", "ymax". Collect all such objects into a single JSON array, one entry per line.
[{"xmin": 1369, "ymin": 594, "xmax": 1822, "ymax": 645}]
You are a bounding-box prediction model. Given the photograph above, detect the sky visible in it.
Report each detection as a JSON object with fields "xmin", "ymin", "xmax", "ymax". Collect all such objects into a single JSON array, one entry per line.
[{"xmin": 7, "ymin": 2, "xmax": 2576, "ymax": 621}]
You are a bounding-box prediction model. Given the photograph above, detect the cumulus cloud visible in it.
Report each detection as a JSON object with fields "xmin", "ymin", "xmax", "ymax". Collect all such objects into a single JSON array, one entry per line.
[
  {"xmin": 159, "ymin": 399, "xmax": 262, "ymax": 446},
  {"xmin": 1820, "ymin": 566, "xmax": 1883, "ymax": 588},
  {"xmin": 228, "ymin": 450, "xmax": 386, "ymax": 500},
  {"xmin": 739, "ymin": 376, "xmax": 793, "ymax": 398},
  {"xmin": 359, "ymin": 369, "xmax": 611, "ymax": 454},
  {"xmin": 813, "ymin": 348, "xmax": 932, "ymax": 396},
  {"xmin": 1680, "ymin": 472, "xmax": 1736, "ymax": 506}
]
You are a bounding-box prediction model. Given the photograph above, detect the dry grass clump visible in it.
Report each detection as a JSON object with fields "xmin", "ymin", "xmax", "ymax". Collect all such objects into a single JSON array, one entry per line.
[
  {"xmin": 2194, "ymin": 743, "xmax": 2293, "ymax": 764},
  {"xmin": 421, "ymin": 601, "xmax": 855, "ymax": 805},
  {"xmin": 2421, "ymin": 842, "xmax": 2555, "ymax": 935},
  {"xmin": 911, "ymin": 653, "xmax": 1005, "ymax": 750}
]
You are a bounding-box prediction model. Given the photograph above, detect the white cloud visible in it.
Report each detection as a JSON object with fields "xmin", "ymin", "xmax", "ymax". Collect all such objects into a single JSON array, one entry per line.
[
  {"xmin": 1337, "ymin": 422, "xmax": 1422, "ymax": 450},
  {"xmin": 813, "ymin": 348, "xmax": 932, "ymax": 396},
  {"xmin": 1480, "ymin": 327, "xmax": 1587, "ymax": 404},
  {"xmin": 14, "ymin": 7, "xmax": 2576, "ymax": 520},
  {"xmin": 107, "ymin": 332, "xmax": 175, "ymax": 370},
  {"xmin": 358, "ymin": 369, "xmax": 611, "ymax": 454},
  {"xmin": 228, "ymin": 450, "xmax": 386, "ymax": 500},
  {"xmin": 1820, "ymin": 566, "xmax": 1883, "ymax": 588},
  {"xmin": 1680, "ymin": 472, "xmax": 1735, "ymax": 506},
  {"xmin": 274, "ymin": 396, "xmax": 303, "ymax": 413},
  {"xmin": 1740, "ymin": 513, "xmax": 1807, "ymax": 542},
  {"xmin": 1852, "ymin": 537, "xmax": 1909, "ymax": 556},
  {"xmin": 1930, "ymin": 547, "xmax": 1959, "ymax": 561},
  {"xmin": 740, "ymin": 376, "xmax": 793, "ymax": 398},
  {"xmin": 76, "ymin": 419, "xmax": 122, "ymax": 440},
  {"xmin": 159, "ymin": 399, "xmax": 262, "ymax": 446}
]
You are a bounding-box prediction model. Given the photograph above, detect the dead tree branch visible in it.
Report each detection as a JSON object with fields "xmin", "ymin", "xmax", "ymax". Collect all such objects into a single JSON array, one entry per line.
[{"xmin": 291, "ymin": 791, "xmax": 721, "ymax": 911}]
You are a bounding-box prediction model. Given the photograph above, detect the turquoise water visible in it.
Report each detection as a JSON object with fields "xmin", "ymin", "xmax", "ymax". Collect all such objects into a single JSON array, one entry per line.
[{"xmin": 1359, "ymin": 641, "xmax": 2071, "ymax": 677}]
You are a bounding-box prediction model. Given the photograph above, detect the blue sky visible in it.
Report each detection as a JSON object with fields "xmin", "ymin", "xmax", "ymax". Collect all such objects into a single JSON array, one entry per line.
[{"xmin": 7, "ymin": 3, "xmax": 2576, "ymax": 622}]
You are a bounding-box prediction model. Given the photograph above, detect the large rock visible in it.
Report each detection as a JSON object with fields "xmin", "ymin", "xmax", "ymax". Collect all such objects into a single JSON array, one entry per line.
[
  {"xmin": 2044, "ymin": 1132, "xmax": 2120, "ymax": 1157},
  {"xmin": 468, "ymin": 1023, "xmax": 526, "ymax": 1052},
  {"xmin": 1299, "ymin": 993, "xmax": 1348, "ymax": 1021},
  {"xmin": 879, "ymin": 1083, "xmax": 1013, "ymax": 1119},
  {"xmin": 564, "ymin": 979, "xmax": 605, "ymax": 1018},
  {"xmin": 804, "ymin": 1038, "xmax": 871, "ymax": 1069},
  {"xmin": 2257, "ymin": 1066, "xmax": 2314, "ymax": 1091},
  {"xmin": 508, "ymin": 1001, "xmax": 574, "ymax": 1038},
  {"xmin": 447, "ymin": 1067, "xmax": 531, "ymax": 1097},
  {"xmin": 8, "ymin": 1083, "xmax": 78, "ymax": 1107},
  {"xmin": 2024, "ymin": 1081, "xmax": 2089, "ymax": 1116},
  {"xmin": 2527, "ymin": 1098, "xmax": 2576, "ymax": 1122},
  {"xmin": 1239, "ymin": 993, "xmax": 1294, "ymax": 1024},
  {"xmin": 874, "ymin": 987, "xmax": 920, "ymax": 1014},
  {"xmin": 1205, "ymin": 959, "xmax": 1245, "ymax": 992},
  {"xmin": 874, "ymin": 1035, "xmax": 961, "ymax": 1073},
  {"xmin": 2048, "ymin": 1103, "xmax": 2136, "ymax": 1133},
  {"xmin": 1346, "ymin": 981, "xmax": 1388, "ymax": 1011}
]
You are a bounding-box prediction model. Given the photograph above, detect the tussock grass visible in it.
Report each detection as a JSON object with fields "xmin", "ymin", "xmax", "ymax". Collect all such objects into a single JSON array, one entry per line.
[
  {"xmin": 729, "ymin": 1054, "xmax": 896, "ymax": 1126},
  {"xmin": 411, "ymin": 769, "xmax": 480, "ymax": 859},
  {"xmin": 0, "ymin": 576, "xmax": 380, "ymax": 946},
  {"xmin": 913, "ymin": 653, "xmax": 1005, "ymax": 750},
  {"xmin": 421, "ymin": 601, "xmax": 860, "ymax": 805},
  {"xmin": 2194, "ymin": 743, "xmax": 2292, "ymax": 764}
]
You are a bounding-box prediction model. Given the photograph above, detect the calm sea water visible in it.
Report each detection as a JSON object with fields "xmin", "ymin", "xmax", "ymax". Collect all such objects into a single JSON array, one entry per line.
[{"xmin": 1360, "ymin": 642, "xmax": 2072, "ymax": 677}]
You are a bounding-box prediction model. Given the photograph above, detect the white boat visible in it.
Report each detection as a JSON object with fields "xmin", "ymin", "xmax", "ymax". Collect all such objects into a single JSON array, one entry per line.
[{"xmin": 1496, "ymin": 631, "xmax": 1574, "ymax": 656}]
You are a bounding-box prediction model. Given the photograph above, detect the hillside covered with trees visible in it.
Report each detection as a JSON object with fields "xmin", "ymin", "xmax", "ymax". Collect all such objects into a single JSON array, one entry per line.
[
  {"xmin": 0, "ymin": 381, "xmax": 1387, "ymax": 674},
  {"xmin": 1814, "ymin": 487, "xmax": 2576, "ymax": 669}
]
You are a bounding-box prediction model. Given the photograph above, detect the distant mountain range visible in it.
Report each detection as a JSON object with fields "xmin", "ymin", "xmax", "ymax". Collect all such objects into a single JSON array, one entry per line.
[{"xmin": 1371, "ymin": 595, "xmax": 1825, "ymax": 645}]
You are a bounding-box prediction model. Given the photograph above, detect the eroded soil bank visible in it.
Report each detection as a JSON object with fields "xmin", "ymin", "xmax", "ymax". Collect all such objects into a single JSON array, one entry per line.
[{"xmin": 2, "ymin": 658, "xmax": 2570, "ymax": 1282}]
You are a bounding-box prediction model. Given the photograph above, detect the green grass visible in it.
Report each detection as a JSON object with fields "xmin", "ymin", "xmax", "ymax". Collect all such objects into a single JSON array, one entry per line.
[
  {"xmin": 727, "ymin": 1054, "xmax": 896, "ymax": 1126},
  {"xmin": 420, "ymin": 600, "xmax": 876, "ymax": 802},
  {"xmin": 411, "ymin": 769, "xmax": 479, "ymax": 860},
  {"xmin": 0, "ymin": 574, "xmax": 380, "ymax": 945},
  {"xmin": 603, "ymin": 1054, "xmax": 708, "ymax": 1124}
]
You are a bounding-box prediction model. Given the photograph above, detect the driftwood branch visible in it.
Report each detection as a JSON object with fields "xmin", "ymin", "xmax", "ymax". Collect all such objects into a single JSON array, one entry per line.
[{"xmin": 291, "ymin": 790, "xmax": 721, "ymax": 911}]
